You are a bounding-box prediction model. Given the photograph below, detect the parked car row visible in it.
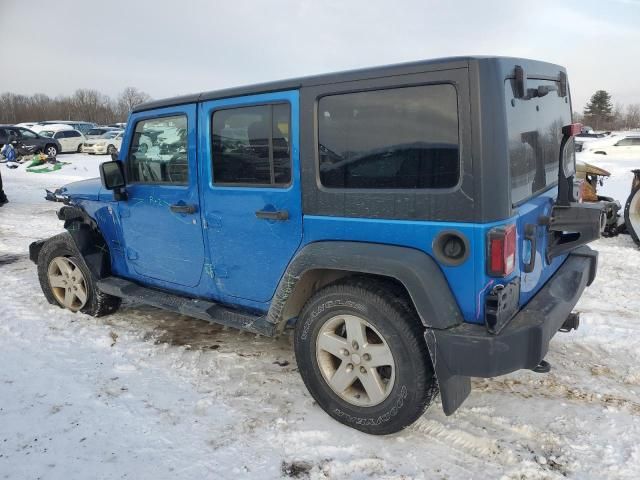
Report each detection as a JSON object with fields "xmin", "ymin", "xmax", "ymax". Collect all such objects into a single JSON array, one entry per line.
[
  {"xmin": 1, "ymin": 121, "xmax": 126, "ymax": 157},
  {"xmin": 575, "ymin": 131, "xmax": 640, "ymax": 155}
]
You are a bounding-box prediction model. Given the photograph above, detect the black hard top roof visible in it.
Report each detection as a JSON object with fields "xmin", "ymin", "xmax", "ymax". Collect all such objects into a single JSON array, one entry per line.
[{"xmin": 132, "ymin": 56, "xmax": 564, "ymax": 113}]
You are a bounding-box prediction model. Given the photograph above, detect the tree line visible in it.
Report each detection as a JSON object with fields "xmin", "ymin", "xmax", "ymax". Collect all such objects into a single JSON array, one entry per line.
[
  {"xmin": 0, "ymin": 87, "xmax": 152, "ymax": 125},
  {"xmin": 1, "ymin": 86, "xmax": 638, "ymax": 132},
  {"xmin": 575, "ymin": 89, "xmax": 640, "ymax": 132}
]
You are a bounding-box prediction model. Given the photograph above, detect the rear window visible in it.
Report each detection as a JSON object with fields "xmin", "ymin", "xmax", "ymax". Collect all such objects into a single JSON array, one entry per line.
[
  {"xmin": 506, "ymin": 78, "xmax": 572, "ymax": 204},
  {"xmin": 318, "ymin": 84, "xmax": 459, "ymax": 189}
]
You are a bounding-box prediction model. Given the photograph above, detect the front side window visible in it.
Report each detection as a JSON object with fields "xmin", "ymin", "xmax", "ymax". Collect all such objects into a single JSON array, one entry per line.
[
  {"xmin": 616, "ymin": 138, "xmax": 634, "ymax": 146},
  {"xmin": 211, "ymin": 103, "xmax": 291, "ymax": 186},
  {"xmin": 128, "ymin": 115, "xmax": 188, "ymax": 184},
  {"xmin": 318, "ymin": 84, "xmax": 460, "ymax": 189}
]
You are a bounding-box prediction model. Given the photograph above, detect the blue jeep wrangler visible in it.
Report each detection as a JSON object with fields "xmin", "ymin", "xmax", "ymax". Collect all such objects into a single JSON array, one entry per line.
[{"xmin": 30, "ymin": 56, "xmax": 602, "ymax": 435}]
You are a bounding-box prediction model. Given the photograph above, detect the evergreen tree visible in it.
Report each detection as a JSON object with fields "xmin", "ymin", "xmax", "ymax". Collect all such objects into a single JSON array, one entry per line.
[{"xmin": 583, "ymin": 90, "xmax": 613, "ymax": 130}]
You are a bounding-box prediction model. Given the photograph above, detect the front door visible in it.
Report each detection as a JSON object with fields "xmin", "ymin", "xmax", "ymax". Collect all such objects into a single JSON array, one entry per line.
[
  {"xmin": 199, "ymin": 91, "xmax": 302, "ymax": 303},
  {"xmin": 119, "ymin": 104, "xmax": 205, "ymax": 288}
]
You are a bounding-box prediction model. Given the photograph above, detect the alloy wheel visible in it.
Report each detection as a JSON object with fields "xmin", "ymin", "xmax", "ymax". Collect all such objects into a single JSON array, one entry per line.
[
  {"xmin": 47, "ymin": 256, "xmax": 88, "ymax": 311},
  {"xmin": 315, "ymin": 314, "xmax": 395, "ymax": 407}
]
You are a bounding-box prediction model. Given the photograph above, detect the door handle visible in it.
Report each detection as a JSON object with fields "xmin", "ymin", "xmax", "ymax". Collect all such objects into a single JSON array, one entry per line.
[
  {"xmin": 170, "ymin": 204, "xmax": 197, "ymax": 214},
  {"xmin": 255, "ymin": 209, "xmax": 289, "ymax": 221}
]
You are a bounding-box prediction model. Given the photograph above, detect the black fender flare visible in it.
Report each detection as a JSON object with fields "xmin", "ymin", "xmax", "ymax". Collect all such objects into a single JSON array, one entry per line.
[
  {"xmin": 56, "ymin": 205, "xmax": 111, "ymax": 278},
  {"xmin": 266, "ymin": 241, "xmax": 470, "ymax": 414},
  {"xmin": 267, "ymin": 241, "xmax": 464, "ymax": 330}
]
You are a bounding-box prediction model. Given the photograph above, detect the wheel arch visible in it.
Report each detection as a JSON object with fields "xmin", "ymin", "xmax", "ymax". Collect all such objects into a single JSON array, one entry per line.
[
  {"xmin": 55, "ymin": 205, "xmax": 112, "ymax": 279},
  {"xmin": 267, "ymin": 241, "xmax": 464, "ymax": 332}
]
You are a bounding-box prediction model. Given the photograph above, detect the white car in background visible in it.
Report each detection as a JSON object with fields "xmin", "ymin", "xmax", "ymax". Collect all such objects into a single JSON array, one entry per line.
[
  {"xmin": 85, "ymin": 127, "xmax": 118, "ymax": 140},
  {"xmin": 14, "ymin": 122, "xmax": 39, "ymax": 129},
  {"xmin": 82, "ymin": 130, "xmax": 124, "ymax": 155},
  {"xmin": 37, "ymin": 120, "xmax": 97, "ymax": 135},
  {"xmin": 589, "ymin": 134, "xmax": 640, "ymax": 157},
  {"xmin": 38, "ymin": 128, "xmax": 86, "ymax": 153}
]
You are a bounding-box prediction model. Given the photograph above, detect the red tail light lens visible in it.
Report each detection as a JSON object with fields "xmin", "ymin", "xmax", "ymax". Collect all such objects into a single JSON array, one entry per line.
[
  {"xmin": 487, "ymin": 224, "xmax": 517, "ymax": 276},
  {"xmin": 562, "ymin": 123, "xmax": 583, "ymax": 137}
]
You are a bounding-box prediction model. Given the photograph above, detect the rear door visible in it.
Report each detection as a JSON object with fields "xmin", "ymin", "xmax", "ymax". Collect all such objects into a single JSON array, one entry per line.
[
  {"xmin": 55, "ymin": 131, "xmax": 71, "ymax": 152},
  {"xmin": 119, "ymin": 104, "xmax": 205, "ymax": 288},
  {"xmin": 506, "ymin": 77, "xmax": 573, "ymax": 304},
  {"xmin": 199, "ymin": 91, "xmax": 302, "ymax": 303}
]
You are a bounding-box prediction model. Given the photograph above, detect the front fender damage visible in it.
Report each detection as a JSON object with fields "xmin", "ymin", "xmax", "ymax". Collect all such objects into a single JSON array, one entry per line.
[{"xmin": 29, "ymin": 205, "xmax": 111, "ymax": 280}]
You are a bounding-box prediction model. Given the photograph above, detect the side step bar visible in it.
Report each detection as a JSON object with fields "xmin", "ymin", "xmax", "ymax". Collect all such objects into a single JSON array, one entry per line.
[{"xmin": 97, "ymin": 277, "xmax": 276, "ymax": 337}]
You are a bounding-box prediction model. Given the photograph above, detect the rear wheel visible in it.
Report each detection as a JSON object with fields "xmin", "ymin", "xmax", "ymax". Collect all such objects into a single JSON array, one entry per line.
[
  {"xmin": 37, "ymin": 233, "xmax": 121, "ymax": 316},
  {"xmin": 107, "ymin": 144, "xmax": 117, "ymax": 155},
  {"xmin": 294, "ymin": 278, "xmax": 437, "ymax": 435}
]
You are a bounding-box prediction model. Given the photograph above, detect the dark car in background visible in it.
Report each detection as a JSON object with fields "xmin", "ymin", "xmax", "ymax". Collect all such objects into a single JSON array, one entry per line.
[{"xmin": 0, "ymin": 125, "xmax": 62, "ymax": 157}]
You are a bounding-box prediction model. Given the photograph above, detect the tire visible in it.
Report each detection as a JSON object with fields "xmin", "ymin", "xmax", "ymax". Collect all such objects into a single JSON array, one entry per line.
[
  {"xmin": 294, "ymin": 277, "xmax": 437, "ymax": 435},
  {"xmin": 44, "ymin": 144, "xmax": 58, "ymax": 157},
  {"xmin": 36, "ymin": 232, "xmax": 121, "ymax": 317},
  {"xmin": 107, "ymin": 144, "xmax": 117, "ymax": 155},
  {"xmin": 77, "ymin": 143, "xmax": 83, "ymax": 153}
]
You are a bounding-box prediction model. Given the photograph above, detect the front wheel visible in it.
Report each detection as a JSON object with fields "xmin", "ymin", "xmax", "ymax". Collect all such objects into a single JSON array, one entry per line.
[
  {"xmin": 45, "ymin": 144, "xmax": 58, "ymax": 157},
  {"xmin": 37, "ymin": 233, "xmax": 121, "ymax": 316},
  {"xmin": 107, "ymin": 144, "xmax": 117, "ymax": 155},
  {"xmin": 294, "ymin": 278, "xmax": 437, "ymax": 435}
]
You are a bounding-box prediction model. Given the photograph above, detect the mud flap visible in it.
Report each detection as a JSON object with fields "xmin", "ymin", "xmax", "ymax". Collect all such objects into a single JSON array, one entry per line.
[{"xmin": 425, "ymin": 330, "xmax": 471, "ymax": 415}]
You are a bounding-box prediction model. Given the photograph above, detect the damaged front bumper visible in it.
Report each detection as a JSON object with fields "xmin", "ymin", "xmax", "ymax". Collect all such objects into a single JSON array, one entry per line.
[{"xmin": 428, "ymin": 245, "xmax": 598, "ymax": 415}]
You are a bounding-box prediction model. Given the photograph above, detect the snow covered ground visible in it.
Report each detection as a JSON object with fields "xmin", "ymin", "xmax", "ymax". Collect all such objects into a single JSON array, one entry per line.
[{"xmin": 1, "ymin": 153, "xmax": 639, "ymax": 479}]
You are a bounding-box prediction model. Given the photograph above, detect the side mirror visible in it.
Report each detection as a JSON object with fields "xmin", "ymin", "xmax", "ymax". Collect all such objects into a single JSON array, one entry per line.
[{"xmin": 99, "ymin": 160, "xmax": 127, "ymax": 201}]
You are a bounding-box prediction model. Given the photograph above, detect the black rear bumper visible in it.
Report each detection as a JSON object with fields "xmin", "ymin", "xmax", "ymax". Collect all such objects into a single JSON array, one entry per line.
[{"xmin": 429, "ymin": 245, "xmax": 598, "ymax": 414}]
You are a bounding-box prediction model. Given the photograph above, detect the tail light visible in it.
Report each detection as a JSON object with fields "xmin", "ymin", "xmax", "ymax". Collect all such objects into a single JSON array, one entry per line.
[
  {"xmin": 487, "ymin": 224, "xmax": 517, "ymax": 277},
  {"xmin": 562, "ymin": 123, "xmax": 583, "ymax": 137}
]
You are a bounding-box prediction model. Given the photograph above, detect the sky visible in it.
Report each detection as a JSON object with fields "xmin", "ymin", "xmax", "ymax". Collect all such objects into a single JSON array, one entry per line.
[{"xmin": 1, "ymin": 0, "xmax": 639, "ymax": 112}]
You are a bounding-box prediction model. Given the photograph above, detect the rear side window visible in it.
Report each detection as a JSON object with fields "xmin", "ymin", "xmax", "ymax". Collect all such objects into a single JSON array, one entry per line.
[
  {"xmin": 128, "ymin": 115, "xmax": 188, "ymax": 184},
  {"xmin": 317, "ymin": 84, "xmax": 459, "ymax": 189},
  {"xmin": 211, "ymin": 103, "xmax": 291, "ymax": 186}
]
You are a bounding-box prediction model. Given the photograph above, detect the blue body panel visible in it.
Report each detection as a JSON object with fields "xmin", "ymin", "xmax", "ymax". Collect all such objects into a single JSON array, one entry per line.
[
  {"xmin": 59, "ymin": 89, "xmax": 567, "ymax": 324},
  {"xmin": 514, "ymin": 186, "xmax": 567, "ymax": 305},
  {"xmin": 198, "ymin": 91, "xmax": 303, "ymax": 304},
  {"xmin": 116, "ymin": 104, "xmax": 206, "ymax": 288}
]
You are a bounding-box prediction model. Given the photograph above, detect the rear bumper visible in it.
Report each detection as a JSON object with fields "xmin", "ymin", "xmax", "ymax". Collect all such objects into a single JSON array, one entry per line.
[{"xmin": 429, "ymin": 245, "xmax": 598, "ymax": 413}]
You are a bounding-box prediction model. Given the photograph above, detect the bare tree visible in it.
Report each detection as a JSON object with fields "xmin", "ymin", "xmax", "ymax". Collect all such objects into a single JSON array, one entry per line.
[
  {"xmin": 117, "ymin": 87, "xmax": 151, "ymax": 118},
  {"xmin": 626, "ymin": 104, "xmax": 640, "ymax": 130},
  {"xmin": 0, "ymin": 88, "xmax": 152, "ymax": 124}
]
